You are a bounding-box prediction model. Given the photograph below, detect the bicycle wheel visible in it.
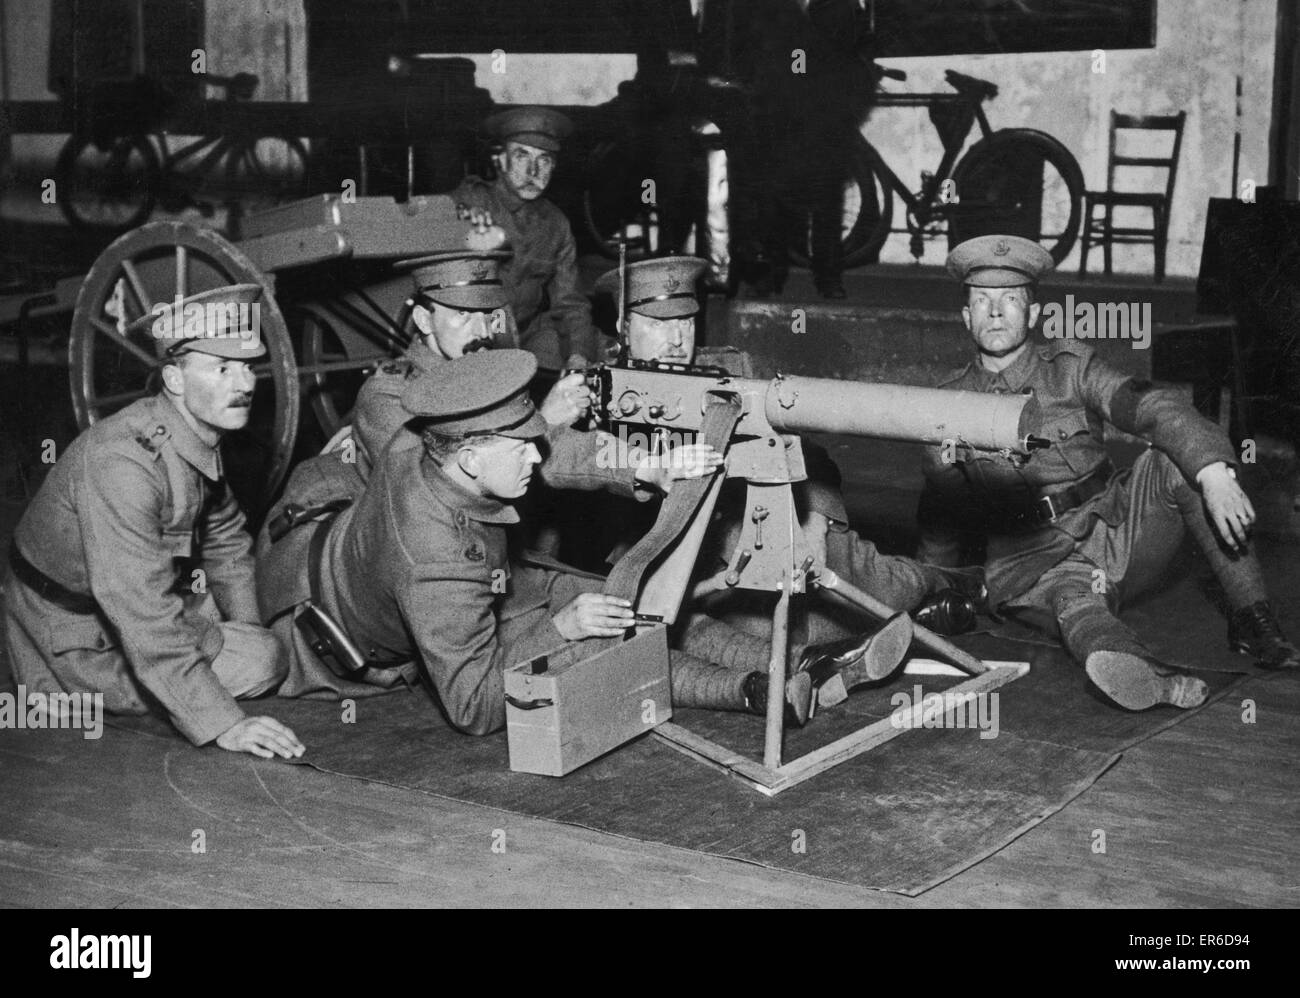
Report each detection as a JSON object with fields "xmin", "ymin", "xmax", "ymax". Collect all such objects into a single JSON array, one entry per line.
[
  {"xmin": 55, "ymin": 132, "xmax": 159, "ymax": 232},
  {"xmin": 786, "ymin": 137, "xmax": 894, "ymax": 270},
  {"xmin": 225, "ymin": 135, "xmax": 311, "ymax": 216},
  {"xmin": 948, "ymin": 129, "xmax": 1084, "ymax": 264}
]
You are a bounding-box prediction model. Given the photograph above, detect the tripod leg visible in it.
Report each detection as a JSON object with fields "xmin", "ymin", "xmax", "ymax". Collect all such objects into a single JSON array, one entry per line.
[
  {"xmin": 764, "ymin": 574, "xmax": 791, "ymax": 770},
  {"xmin": 816, "ymin": 572, "xmax": 988, "ymax": 676}
]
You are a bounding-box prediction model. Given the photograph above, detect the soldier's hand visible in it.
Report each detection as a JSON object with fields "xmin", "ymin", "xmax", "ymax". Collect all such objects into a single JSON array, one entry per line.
[
  {"xmin": 215, "ymin": 716, "xmax": 306, "ymax": 760},
  {"xmin": 463, "ymin": 208, "xmax": 507, "ymax": 252},
  {"xmin": 1199, "ymin": 463, "xmax": 1255, "ymax": 552},
  {"xmin": 541, "ymin": 372, "xmax": 593, "ymax": 426},
  {"xmin": 636, "ymin": 443, "xmax": 724, "ymax": 494},
  {"xmin": 553, "ymin": 593, "xmax": 635, "ymax": 640}
]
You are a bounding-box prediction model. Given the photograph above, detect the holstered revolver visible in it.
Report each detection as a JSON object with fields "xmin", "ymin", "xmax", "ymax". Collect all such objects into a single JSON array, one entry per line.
[{"xmin": 295, "ymin": 601, "xmax": 369, "ymax": 675}]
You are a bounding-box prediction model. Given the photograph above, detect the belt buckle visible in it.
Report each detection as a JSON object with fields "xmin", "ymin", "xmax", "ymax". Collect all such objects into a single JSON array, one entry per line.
[{"xmin": 1037, "ymin": 493, "xmax": 1059, "ymax": 523}]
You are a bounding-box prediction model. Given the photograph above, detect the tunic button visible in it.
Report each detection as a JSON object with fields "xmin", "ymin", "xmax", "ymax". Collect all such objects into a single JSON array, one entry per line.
[
  {"xmin": 154, "ymin": 425, "xmax": 166, "ymax": 436},
  {"xmin": 1058, "ymin": 429, "xmax": 1068, "ymax": 440},
  {"xmin": 454, "ymin": 511, "xmax": 468, "ymax": 526},
  {"xmin": 465, "ymin": 543, "xmax": 484, "ymax": 561}
]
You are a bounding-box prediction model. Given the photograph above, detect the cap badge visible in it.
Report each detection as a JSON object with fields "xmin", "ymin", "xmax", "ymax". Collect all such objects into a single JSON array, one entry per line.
[
  {"xmin": 664, "ymin": 274, "xmax": 681, "ymax": 293},
  {"xmin": 993, "ymin": 239, "xmax": 1011, "ymax": 257},
  {"xmin": 470, "ymin": 261, "xmax": 491, "ymax": 281}
]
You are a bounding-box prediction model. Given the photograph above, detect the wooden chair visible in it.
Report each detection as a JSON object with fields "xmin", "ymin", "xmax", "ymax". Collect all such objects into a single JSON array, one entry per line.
[{"xmin": 1079, "ymin": 110, "xmax": 1186, "ymax": 282}]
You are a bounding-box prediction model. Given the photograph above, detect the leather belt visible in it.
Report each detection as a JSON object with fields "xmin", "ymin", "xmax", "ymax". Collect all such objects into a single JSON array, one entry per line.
[
  {"xmin": 295, "ymin": 503, "xmax": 369, "ymax": 675},
  {"xmin": 8, "ymin": 544, "xmax": 99, "ymax": 615},
  {"xmin": 1000, "ymin": 459, "xmax": 1115, "ymax": 530},
  {"xmin": 1036, "ymin": 459, "xmax": 1115, "ymax": 522},
  {"xmin": 280, "ymin": 500, "xmax": 407, "ymax": 674}
]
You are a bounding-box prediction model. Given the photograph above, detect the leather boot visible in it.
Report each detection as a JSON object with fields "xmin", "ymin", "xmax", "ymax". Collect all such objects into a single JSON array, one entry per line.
[
  {"xmin": 914, "ymin": 589, "xmax": 978, "ymax": 636},
  {"xmin": 798, "ymin": 612, "xmax": 913, "ymax": 709},
  {"xmin": 1228, "ymin": 600, "xmax": 1300, "ymax": 670},
  {"xmin": 941, "ymin": 565, "xmax": 989, "ymax": 608},
  {"xmin": 743, "ymin": 671, "xmax": 814, "ymax": 727}
]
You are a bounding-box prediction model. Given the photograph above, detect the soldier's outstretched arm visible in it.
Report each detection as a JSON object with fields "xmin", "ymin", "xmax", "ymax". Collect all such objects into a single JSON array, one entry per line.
[
  {"xmin": 1078, "ymin": 348, "xmax": 1236, "ymax": 483},
  {"xmin": 537, "ymin": 426, "xmax": 643, "ymax": 494},
  {"xmin": 539, "ymin": 426, "xmax": 722, "ymax": 496},
  {"xmin": 399, "ymin": 564, "xmax": 568, "ymax": 736},
  {"xmin": 1076, "ymin": 348, "xmax": 1251, "ymax": 549}
]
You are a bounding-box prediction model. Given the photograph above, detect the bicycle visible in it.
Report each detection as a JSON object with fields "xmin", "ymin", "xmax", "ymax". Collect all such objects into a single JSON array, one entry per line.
[
  {"xmin": 581, "ymin": 66, "xmax": 1084, "ymax": 274},
  {"xmin": 55, "ymin": 72, "xmax": 311, "ymax": 233},
  {"xmin": 814, "ymin": 66, "xmax": 1085, "ymax": 268}
]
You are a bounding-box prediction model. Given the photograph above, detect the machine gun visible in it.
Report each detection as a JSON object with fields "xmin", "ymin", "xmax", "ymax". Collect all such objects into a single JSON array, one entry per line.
[
  {"xmin": 578, "ymin": 357, "xmax": 1042, "ymax": 620},
  {"xmin": 506, "ymin": 244, "xmax": 1039, "ymax": 791}
]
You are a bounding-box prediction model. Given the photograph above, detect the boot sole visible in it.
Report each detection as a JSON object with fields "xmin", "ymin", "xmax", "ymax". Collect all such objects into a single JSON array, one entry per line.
[
  {"xmin": 1085, "ymin": 651, "xmax": 1209, "ymax": 711},
  {"xmin": 840, "ymin": 613, "xmax": 914, "ymax": 689},
  {"xmin": 785, "ymin": 671, "xmax": 813, "ymax": 727}
]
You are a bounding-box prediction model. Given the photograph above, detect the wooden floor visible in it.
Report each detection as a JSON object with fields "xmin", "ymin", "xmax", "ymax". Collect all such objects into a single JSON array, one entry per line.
[{"xmin": 0, "ymin": 662, "xmax": 1295, "ymax": 908}]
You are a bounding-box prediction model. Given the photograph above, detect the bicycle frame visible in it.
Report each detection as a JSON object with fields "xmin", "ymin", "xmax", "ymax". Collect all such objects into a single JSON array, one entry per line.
[
  {"xmin": 868, "ymin": 89, "xmax": 993, "ymax": 233},
  {"xmin": 152, "ymin": 130, "xmax": 239, "ymax": 183}
]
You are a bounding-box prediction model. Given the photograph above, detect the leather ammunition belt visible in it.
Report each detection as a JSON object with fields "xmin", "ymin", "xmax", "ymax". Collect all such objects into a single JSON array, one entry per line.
[
  {"xmin": 994, "ymin": 459, "xmax": 1115, "ymax": 531},
  {"xmin": 8, "ymin": 544, "xmax": 99, "ymax": 615}
]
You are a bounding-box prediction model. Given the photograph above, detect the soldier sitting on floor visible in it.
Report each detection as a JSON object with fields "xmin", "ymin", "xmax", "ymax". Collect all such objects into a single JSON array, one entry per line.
[
  {"xmin": 917, "ymin": 235, "xmax": 1300, "ymax": 711},
  {"xmin": 3, "ymin": 285, "xmax": 304, "ymax": 759}
]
